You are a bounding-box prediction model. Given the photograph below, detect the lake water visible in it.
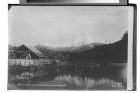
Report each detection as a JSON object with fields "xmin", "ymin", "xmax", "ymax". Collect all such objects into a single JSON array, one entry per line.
[{"xmin": 8, "ymin": 63, "xmax": 127, "ymax": 90}]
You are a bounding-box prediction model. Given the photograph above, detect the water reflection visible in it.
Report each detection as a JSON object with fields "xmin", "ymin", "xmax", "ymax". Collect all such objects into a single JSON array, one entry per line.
[
  {"xmin": 8, "ymin": 63, "xmax": 127, "ymax": 90},
  {"xmin": 55, "ymin": 75, "xmax": 124, "ymax": 89}
]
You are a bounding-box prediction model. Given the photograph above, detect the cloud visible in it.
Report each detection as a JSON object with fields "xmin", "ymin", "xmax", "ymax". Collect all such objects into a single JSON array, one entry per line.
[{"xmin": 9, "ymin": 6, "xmax": 128, "ymax": 47}]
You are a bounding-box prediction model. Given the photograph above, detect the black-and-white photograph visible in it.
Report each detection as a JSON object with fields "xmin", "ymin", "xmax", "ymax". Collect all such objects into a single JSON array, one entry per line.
[{"xmin": 8, "ymin": 5, "xmax": 134, "ymax": 90}]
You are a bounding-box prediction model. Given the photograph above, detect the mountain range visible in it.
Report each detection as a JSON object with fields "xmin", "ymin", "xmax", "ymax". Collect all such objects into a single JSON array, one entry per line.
[
  {"xmin": 36, "ymin": 42, "xmax": 103, "ymax": 52},
  {"xmin": 9, "ymin": 31, "xmax": 128, "ymax": 63},
  {"xmin": 36, "ymin": 32, "xmax": 128, "ymax": 63}
]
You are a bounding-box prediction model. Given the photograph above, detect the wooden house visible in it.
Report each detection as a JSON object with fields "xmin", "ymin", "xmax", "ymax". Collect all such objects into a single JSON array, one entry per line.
[
  {"xmin": 8, "ymin": 45, "xmax": 52, "ymax": 66},
  {"xmin": 14, "ymin": 45, "xmax": 46, "ymax": 59}
]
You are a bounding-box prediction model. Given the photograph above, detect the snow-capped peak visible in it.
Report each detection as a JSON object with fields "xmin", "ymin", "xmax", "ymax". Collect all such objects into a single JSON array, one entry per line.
[{"xmin": 43, "ymin": 33, "xmax": 105, "ymax": 47}]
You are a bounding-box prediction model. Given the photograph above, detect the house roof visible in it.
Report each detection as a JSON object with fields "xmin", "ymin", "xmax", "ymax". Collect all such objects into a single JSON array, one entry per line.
[
  {"xmin": 17, "ymin": 45, "xmax": 46, "ymax": 58},
  {"xmin": 26, "ymin": 46, "xmax": 46, "ymax": 58}
]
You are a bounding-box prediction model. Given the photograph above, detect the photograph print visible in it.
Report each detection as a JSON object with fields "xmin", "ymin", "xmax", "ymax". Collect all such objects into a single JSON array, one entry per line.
[{"xmin": 8, "ymin": 5, "xmax": 134, "ymax": 90}]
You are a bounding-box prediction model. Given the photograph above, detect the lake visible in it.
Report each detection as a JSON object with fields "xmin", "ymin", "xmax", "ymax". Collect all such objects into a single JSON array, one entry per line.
[{"xmin": 8, "ymin": 63, "xmax": 127, "ymax": 90}]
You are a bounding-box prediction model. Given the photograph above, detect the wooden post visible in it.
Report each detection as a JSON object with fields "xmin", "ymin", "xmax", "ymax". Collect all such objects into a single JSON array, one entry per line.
[
  {"xmin": 15, "ymin": 59, "xmax": 16, "ymax": 65},
  {"xmin": 24, "ymin": 53, "xmax": 26, "ymax": 66},
  {"xmin": 20, "ymin": 59, "xmax": 21, "ymax": 66}
]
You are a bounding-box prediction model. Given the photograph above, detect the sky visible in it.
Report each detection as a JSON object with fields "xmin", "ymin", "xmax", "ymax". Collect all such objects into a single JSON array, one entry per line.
[{"xmin": 9, "ymin": 6, "xmax": 128, "ymax": 47}]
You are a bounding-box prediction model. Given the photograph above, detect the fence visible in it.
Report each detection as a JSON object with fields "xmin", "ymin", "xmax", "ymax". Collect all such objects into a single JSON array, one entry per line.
[{"xmin": 8, "ymin": 59, "xmax": 52, "ymax": 66}]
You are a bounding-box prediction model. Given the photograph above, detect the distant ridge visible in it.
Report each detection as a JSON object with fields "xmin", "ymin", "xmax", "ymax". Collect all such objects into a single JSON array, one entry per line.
[{"xmin": 36, "ymin": 42, "xmax": 104, "ymax": 52}]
